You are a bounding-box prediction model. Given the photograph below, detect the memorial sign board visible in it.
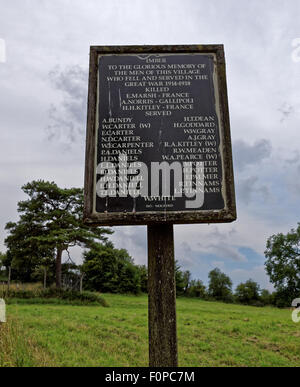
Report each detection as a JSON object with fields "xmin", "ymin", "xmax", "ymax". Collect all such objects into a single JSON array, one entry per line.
[{"xmin": 84, "ymin": 45, "xmax": 236, "ymax": 226}]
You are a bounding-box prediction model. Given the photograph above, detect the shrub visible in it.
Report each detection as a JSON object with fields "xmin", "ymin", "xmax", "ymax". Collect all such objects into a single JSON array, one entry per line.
[
  {"xmin": 260, "ymin": 289, "xmax": 275, "ymax": 306},
  {"xmin": 186, "ymin": 280, "xmax": 207, "ymax": 299},
  {"xmin": 208, "ymin": 268, "xmax": 233, "ymax": 302},
  {"xmin": 235, "ymin": 279, "xmax": 260, "ymax": 305},
  {"xmin": 0, "ymin": 287, "xmax": 108, "ymax": 307}
]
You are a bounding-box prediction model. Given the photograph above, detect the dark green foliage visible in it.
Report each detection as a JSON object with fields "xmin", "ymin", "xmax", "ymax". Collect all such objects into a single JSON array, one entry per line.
[
  {"xmin": 235, "ymin": 279, "xmax": 260, "ymax": 305},
  {"xmin": 0, "ymin": 273, "xmax": 7, "ymax": 282},
  {"xmin": 265, "ymin": 224, "xmax": 300, "ymax": 306},
  {"xmin": 137, "ymin": 265, "xmax": 148, "ymax": 293},
  {"xmin": 208, "ymin": 268, "xmax": 233, "ymax": 302},
  {"xmin": 5, "ymin": 221, "xmax": 55, "ymax": 283},
  {"xmin": 174, "ymin": 261, "xmax": 207, "ymax": 298},
  {"xmin": 0, "ymin": 251, "xmax": 7, "ymax": 266},
  {"xmin": 271, "ymin": 287, "xmax": 294, "ymax": 308},
  {"xmin": 175, "ymin": 261, "xmax": 191, "ymax": 296},
  {"xmin": 31, "ymin": 260, "xmax": 56, "ymax": 285},
  {"xmin": 0, "ymin": 252, "xmax": 8, "ymax": 281},
  {"xmin": 260, "ymin": 289, "xmax": 275, "ymax": 306},
  {"xmin": 82, "ymin": 245, "xmax": 142, "ymax": 294},
  {"xmin": 0, "ymin": 287, "xmax": 108, "ymax": 307},
  {"xmin": 186, "ymin": 280, "xmax": 207, "ymax": 299},
  {"xmin": 5, "ymin": 180, "xmax": 111, "ymax": 287},
  {"xmin": 117, "ymin": 261, "xmax": 141, "ymax": 294}
]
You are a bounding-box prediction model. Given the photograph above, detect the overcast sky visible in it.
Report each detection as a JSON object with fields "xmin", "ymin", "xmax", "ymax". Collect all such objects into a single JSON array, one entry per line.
[{"xmin": 1, "ymin": 0, "xmax": 300, "ymax": 290}]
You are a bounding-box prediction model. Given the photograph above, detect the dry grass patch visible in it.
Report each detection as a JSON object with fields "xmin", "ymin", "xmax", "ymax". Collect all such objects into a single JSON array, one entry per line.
[{"xmin": 0, "ymin": 316, "xmax": 53, "ymax": 367}]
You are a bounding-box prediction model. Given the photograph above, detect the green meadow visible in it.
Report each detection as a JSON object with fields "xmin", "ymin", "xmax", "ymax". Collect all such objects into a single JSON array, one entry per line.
[{"xmin": 1, "ymin": 294, "xmax": 299, "ymax": 367}]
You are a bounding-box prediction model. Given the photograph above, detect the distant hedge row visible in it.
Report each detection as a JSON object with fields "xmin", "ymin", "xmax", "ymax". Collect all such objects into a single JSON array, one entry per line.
[{"xmin": 0, "ymin": 288, "xmax": 109, "ymax": 307}]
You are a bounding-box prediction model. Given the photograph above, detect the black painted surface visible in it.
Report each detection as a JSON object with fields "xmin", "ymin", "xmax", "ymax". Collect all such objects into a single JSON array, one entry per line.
[{"xmin": 96, "ymin": 53, "xmax": 224, "ymax": 213}]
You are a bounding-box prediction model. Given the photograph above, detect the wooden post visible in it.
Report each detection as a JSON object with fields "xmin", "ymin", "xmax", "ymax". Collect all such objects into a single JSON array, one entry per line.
[{"xmin": 147, "ymin": 223, "xmax": 178, "ymax": 367}]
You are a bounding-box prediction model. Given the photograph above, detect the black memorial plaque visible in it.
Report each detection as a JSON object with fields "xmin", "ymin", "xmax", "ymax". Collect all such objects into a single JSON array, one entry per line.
[{"xmin": 84, "ymin": 46, "xmax": 236, "ymax": 225}]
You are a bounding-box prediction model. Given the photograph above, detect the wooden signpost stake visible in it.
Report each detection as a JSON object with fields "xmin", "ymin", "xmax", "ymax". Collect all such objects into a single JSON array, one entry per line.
[
  {"xmin": 84, "ymin": 45, "xmax": 236, "ymax": 367},
  {"xmin": 148, "ymin": 224, "xmax": 177, "ymax": 367}
]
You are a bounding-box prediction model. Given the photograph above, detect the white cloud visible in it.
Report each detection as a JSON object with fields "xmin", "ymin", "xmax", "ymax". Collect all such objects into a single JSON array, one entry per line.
[
  {"xmin": 230, "ymin": 266, "xmax": 274, "ymax": 292},
  {"xmin": 211, "ymin": 261, "xmax": 225, "ymax": 270}
]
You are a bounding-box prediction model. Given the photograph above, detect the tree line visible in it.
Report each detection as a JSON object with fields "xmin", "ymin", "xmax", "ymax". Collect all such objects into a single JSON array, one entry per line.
[{"xmin": 0, "ymin": 180, "xmax": 299, "ymax": 308}]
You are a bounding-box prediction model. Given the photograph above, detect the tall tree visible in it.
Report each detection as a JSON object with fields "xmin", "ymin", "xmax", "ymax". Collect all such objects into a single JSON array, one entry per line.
[
  {"xmin": 260, "ymin": 289, "xmax": 275, "ymax": 306},
  {"xmin": 137, "ymin": 265, "xmax": 148, "ymax": 293},
  {"xmin": 5, "ymin": 180, "xmax": 111, "ymax": 287},
  {"xmin": 265, "ymin": 224, "xmax": 300, "ymax": 304},
  {"xmin": 82, "ymin": 244, "xmax": 141, "ymax": 294},
  {"xmin": 175, "ymin": 261, "xmax": 191, "ymax": 296},
  {"xmin": 208, "ymin": 268, "xmax": 233, "ymax": 302},
  {"xmin": 0, "ymin": 252, "xmax": 7, "ymax": 268},
  {"xmin": 187, "ymin": 280, "xmax": 206, "ymax": 299},
  {"xmin": 235, "ymin": 279, "xmax": 260, "ymax": 305},
  {"xmin": 0, "ymin": 252, "xmax": 8, "ymax": 281},
  {"xmin": 5, "ymin": 220, "xmax": 54, "ymax": 282}
]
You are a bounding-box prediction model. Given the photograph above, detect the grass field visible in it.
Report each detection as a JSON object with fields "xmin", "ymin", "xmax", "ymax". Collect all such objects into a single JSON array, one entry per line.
[{"xmin": 1, "ymin": 294, "xmax": 299, "ymax": 367}]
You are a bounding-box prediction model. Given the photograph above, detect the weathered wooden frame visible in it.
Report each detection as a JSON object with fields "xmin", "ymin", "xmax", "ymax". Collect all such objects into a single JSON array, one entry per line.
[{"xmin": 84, "ymin": 45, "xmax": 236, "ymax": 226}]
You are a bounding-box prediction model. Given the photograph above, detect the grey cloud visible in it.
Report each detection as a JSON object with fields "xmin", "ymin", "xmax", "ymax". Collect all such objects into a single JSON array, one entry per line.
[
  {"xmin": 176, "ymin": 227, "xmax": 247, "ymax": 266},
  {"xmin": 207, "ymin": 242, "xmax": 247, "ymax": 263},
  {"xmin": 282, "ymin": 151, "xmax": 300, "ymax": 196},
  {"xmin": 211, "ymin": 261, "xmax": 225, "ymax": 270},
  {"xmin": 278, "ymin": 102, "xmax": 294, "ymax": 123},
  {"xmin": 176, "ymin": 226, "xmax": 249, "ymax": 266},
  {"xmin": 46, "ymin": 65, "xmax": 88, "ymax": 147},
  {"xmin": 194, "ymin": 239, "xmax": 247, "ymax": 263},
  {"xmin": 230, "ymin": 266, "xmax": 273, "ymax": 291},
  {"xmin": 181, "ymin": 241, "xmax": 192, "ymax": 254},
  {"xmin": 285, "ymin": 163, "xmax": 300, "ymax": 196},
  {"xmin": 233, "ymin": 139, "xmax": 272, "ymax": 171},
  {"xmin": 49, "ymin": 65, "xmax": 87, "ymax": 101},
  {"xmin": 285, "ymin": 150, "xmax": 300, "ymax": 164},
  {"xmin": 238, "ymin": 176, "xmax": 270, "ymax": 204},
  {"xmin": 110, "ymin": 226, "xmax": 147, "ymax": 265},
  {"xmin": 178, "ymin": 242, "xmax": 195, "ymax": 267}
]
